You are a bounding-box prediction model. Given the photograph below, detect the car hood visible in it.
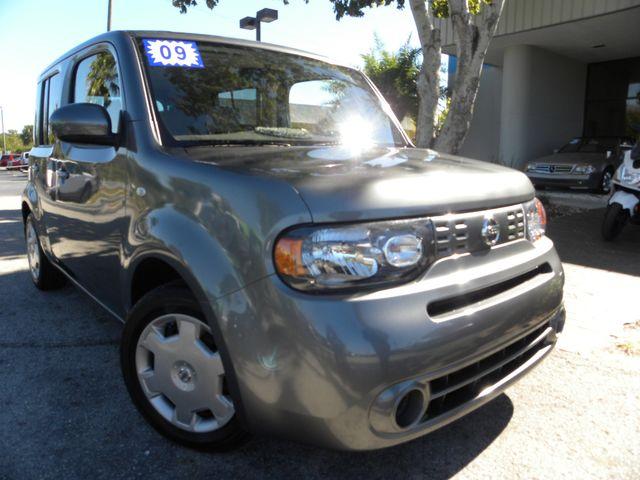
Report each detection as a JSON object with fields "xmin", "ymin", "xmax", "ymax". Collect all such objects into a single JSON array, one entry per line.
[
  {"xmin": 532, "ymin": 152, "xmax": 606, "ymax": 165},
  {"xmin": 186, "ymin": 146, "xmax": 534, "ymax": 222}
]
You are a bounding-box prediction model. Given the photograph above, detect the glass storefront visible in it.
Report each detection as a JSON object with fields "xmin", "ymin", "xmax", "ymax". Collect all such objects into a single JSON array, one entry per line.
[{"xmin": 584, "ymin": 57, "xmax": 640, "ymax": 137}]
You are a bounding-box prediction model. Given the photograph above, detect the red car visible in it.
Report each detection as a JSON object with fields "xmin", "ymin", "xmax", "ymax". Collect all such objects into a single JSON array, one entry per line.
[{"xmin": 1, "ymin": 153, "xmax": 19, "ymax": 168}]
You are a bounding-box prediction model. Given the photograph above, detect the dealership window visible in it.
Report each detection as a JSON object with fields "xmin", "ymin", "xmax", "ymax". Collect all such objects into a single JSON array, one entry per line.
[{"xmin": 584, "ymin": 57, "xmax": 640, "ymax": 137}]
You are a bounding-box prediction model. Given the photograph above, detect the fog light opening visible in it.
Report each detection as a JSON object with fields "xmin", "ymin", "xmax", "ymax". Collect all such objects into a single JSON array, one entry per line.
[{"xmin": 394, "ymin": 389, "xmax": 424, "ymax": 429}]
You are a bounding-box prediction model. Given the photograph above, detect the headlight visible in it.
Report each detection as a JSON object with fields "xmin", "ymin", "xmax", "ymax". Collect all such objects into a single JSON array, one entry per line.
[
  {"xmin": 616, "ymin": 165, "xmax": 640, "ymax": 185},
  {"xmin": 524, "ymin": 198, "xmax": 547, "ymax": 242},
  {"xmin": 573, "ymin": 165, "xmax": 595, "ymax": 174},
  {"xmin": 526, "ymin": 164, "xmax": 537, "ymax": 172},
  {"xmin": 274, "ymin": 219, "xmax": 435, "ymax": 292}
]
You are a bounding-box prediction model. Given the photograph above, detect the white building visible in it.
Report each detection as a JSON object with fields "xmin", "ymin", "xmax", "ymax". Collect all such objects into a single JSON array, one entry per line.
[{"xmin": 439, "ymin": 0, "xmax": 640, "ymax": 169}]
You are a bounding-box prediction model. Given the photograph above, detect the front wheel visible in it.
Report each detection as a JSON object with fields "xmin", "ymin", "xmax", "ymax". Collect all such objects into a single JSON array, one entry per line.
[
  {"xmin": 120, "ymin": 284, "xmax": 249, "ymax": 451},
  {"xmin": 601, "ymin": 203, "xmax": 628, "ymax": 241}
]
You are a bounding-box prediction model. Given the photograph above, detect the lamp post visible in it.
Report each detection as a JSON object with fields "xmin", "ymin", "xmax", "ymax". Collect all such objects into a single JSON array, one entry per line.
[
  {"xmin": 239, "ymin": 8, "xmax": 278, "ymax": 42},
  {"xmin": 0, "ymin": 106, "xmax": 5, "ymax": 155},
  {"xmin": 107, "ymin": 0, "xmax": 113, "ymax": 31}
]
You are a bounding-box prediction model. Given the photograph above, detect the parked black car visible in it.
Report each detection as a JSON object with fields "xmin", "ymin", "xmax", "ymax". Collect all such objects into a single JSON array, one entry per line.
[{"xmin": 525, "ymin": 137, "xmax": 635, "ymax": 193}]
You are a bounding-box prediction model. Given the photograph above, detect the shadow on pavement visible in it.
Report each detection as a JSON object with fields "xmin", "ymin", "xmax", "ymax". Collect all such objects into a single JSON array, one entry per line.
[
  {"xmin": 0, "ymin": 253, "xmax": 514, "ymax": 480},
  {"xmin": 547, "ymin": 208, "xmax": 640, "ymax": 277},
  {"xmin": 239, "ymin": 395, "xmax": 514, "ymax": 479},
  {"xmin": 0, "ymin": 284, "xmax": 514, "ymax": 479}
]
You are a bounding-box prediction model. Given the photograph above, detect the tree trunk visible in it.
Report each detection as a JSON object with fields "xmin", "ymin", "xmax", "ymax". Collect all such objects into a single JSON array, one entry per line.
[
  {"xmin": 433, "ymin": 50, "xmax": 484, "ymax": 153},
  {"xmin": 410, "ymin": 0, "xmax": 441, "ymax": 148},
  {"xmin": 433, "ymin": 0, "xmax": 506, "ymax": 154}
]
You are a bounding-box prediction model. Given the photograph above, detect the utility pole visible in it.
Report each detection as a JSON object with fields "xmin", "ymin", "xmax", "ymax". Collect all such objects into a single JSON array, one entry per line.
[
  {"xmin": 107, "ymin": 0, "xmax": 113, "ymax": 32},
  {"xmin": 0, "ymin": 106, "xmax": 5, "ymax": 155},
  {"xmin": 239, "ymin": 8, "xmax": 278, "ymax": 42}
]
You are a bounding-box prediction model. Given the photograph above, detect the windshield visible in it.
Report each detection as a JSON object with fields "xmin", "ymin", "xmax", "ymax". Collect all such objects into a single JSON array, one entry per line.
[
  {"xmin": 559, "ymin": 138, "xmax": 617, "ymax": 154},
  {"xmin": 138, "ymin": 39, "xmax": 407, "ymax": 148}
]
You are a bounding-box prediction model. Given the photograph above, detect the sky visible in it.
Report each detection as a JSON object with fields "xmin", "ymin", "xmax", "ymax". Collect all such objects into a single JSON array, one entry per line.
[{"xmin": 0, "ymin": 0, "xmax": 421, "ymax": 132}]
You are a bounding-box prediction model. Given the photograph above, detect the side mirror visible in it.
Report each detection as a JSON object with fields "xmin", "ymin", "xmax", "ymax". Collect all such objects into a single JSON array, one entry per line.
[{"xmin": 50, "ymin": 103, "xmax": 116, "ymax": 146}]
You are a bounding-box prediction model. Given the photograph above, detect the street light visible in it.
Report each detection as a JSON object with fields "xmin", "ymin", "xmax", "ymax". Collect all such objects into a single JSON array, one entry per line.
[
  {"xmin": 107, "ymin": 0, "xmax": 113, "ymax": 32},
  {"xmin": 239, "ymin": 8, "xmax": 278, "ymax": 42},
  {"xmin": 0, "ymin": 106, "xmax": 5, "ymax": 155}
]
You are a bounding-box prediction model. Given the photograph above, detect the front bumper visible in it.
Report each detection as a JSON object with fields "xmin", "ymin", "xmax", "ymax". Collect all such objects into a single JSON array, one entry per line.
[
  {"xmin": 526, "ymin": 171, "xmax": 600, "ymax": 189},
  {"xmin": 215, "ymin": 237, "xmax": 564, "ymax": 450}
]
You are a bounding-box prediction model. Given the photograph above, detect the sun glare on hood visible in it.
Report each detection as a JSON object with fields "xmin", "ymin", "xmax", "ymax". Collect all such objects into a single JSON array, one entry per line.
[{"xmin": 339, "ymin": 116, "xmax": 375, "ymax": 154}]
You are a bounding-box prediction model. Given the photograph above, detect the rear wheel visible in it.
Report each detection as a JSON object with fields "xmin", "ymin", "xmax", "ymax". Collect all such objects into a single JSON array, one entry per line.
[
  {"xmin": 120, "ymin": 284, "xmax": 249, "ymax": 451},
  {"xmin": 601, "ymin": 203, "xmax": 628, "ymax": 241},
  {"xmin": 25, "ymin": 214, "xmax": 66, "ymax": 290}
]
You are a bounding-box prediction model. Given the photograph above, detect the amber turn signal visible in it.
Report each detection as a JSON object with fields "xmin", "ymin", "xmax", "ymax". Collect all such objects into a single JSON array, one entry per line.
[{"xmin": 274, "ymin": 237, "xmax": 306, "ymax": 276}]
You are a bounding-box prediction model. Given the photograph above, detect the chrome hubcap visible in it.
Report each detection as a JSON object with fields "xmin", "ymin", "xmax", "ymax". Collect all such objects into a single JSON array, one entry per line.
[
  {"xmin": 26, "ymin": 222, "xmax": 40, "ymax": 282},
  {"xmin": 135, "ymin": 314, "xmax": 234, "ymax": 433}
]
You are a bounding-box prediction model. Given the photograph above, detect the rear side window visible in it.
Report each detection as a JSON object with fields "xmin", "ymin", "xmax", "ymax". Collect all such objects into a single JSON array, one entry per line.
[
  {"xmin": 34, "ymin": 82, "xmax": 42, "ymax": 145},
  {"xmin": 73, "ymin": 51, "xmax": 122, "ymax": 132},
  {"xmin": 37, "ymin": 73, "xmax": 62, "ymax": 146},
  {"xmin": 46, "ymin": 74, "xmax": 63, "ymax": 145}
]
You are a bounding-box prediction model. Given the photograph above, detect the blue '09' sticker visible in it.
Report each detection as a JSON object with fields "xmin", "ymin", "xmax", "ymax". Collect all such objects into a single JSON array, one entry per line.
[{"xmin": 143, "ymin": 39, "xmax": 204, "ymax": 68}]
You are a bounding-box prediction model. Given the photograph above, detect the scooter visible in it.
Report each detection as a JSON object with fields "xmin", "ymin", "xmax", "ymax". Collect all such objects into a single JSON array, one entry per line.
[{"xmin": 601, "ymin": 143, "xmax": 640, "ymax": 240}]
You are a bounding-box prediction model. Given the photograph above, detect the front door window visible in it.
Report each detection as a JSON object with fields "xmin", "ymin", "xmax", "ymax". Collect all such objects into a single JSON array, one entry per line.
[{"xmin": 73, "ymin": 51, "xmax": 122, "ymax": 132}]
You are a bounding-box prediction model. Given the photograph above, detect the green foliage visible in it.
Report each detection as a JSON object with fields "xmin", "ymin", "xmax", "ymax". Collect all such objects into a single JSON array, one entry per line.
[
  {"xmin": 431, "ymin": 0, "xmax": 493, "ymax": 18},
  {"xmin": 20, "ymin": 125, "xmax": 33, "ymax": 145},
  {"xmin": 87, "ymin": 52, "xmax": 120, "ymax": 109},
  {"xmin": 172, "ymin": 0, "xmax": 220, "ymax": 14},
  {"xmin": 362, "ymin": 37, "xmax": 419, "ymax": 122},
  {"xmin": 171, "ymin": 0, "xmax": 405, "ymax": 20},
  {"xmin": 325, "ymin": 0, "xmax": 493, "ymax": 19},
  {"xmin": 2, "ymin": 127, "xmax": 33, "ymax": 153},
  {"xmin": 172, "ymin": 0, "xmax": 492, "ymax": 20},
  {"xmin": 325, "ymin": 0, "xmax": 405, "ymax": 19}
]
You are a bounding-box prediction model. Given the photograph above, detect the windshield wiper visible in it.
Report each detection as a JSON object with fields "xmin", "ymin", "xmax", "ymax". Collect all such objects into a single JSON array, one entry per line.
[
  {"xmin": 181, "ymin": 139, "xmax": 292, "ymax": 147},
  {"xmin": 184, "ymin": 139, "xmax": 344, "ymax": 148}
]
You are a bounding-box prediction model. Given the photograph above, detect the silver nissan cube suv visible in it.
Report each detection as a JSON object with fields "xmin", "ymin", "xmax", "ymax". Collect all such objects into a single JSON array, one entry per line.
[{"xmin": 22, "ymin": 31, "xmax": 565, "ymax": 451}]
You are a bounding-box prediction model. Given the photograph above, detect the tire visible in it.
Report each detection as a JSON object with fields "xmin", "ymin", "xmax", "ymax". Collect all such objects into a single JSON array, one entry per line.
[
  {"xmin": 120, "ymin": 284, "xmax": 249, "ymax": 451},
  {"xmin": 596, "ymin": 168, "xmax": 614, "ymax": 194},
  {"xmin": 24, "ymin": 213, "xmax": 66, "ymax": 290},
  {"xmin": 601, "ymin": 203, "xmax": 628, "ymax": 241}
]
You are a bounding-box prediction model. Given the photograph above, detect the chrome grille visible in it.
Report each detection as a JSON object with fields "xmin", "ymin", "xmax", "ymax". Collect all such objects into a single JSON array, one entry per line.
[
  {"xmin": 529, "ymin": 163, "xmax": 574, "ymax": 174},
  {"xmin": 433, "ymin": 218, "xmax": 468, "ymax": 257},
  {"xmin": 432, "ymin": 204, "xmax": 526, "ymax": 259},
  {"xmin": 506, "ymin": 208, "xmax": 525, "ymax": 241}
]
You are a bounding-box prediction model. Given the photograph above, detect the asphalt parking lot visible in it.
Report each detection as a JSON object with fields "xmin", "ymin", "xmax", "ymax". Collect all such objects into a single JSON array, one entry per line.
[{"xmin": 1, "ymin": 170, "xmax": 639, "ymax": 480}]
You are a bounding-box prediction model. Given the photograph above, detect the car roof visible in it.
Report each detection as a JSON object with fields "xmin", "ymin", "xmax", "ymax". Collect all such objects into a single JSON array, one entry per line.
[
  {"xmin": 573, "ymin": 136, "xmax": 635, "ymax": 141},
  {"xmin": 39, "ymin": 30, "xmax": 348, "ymax": 80}
]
